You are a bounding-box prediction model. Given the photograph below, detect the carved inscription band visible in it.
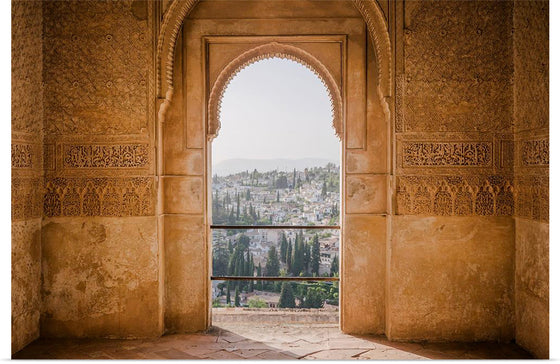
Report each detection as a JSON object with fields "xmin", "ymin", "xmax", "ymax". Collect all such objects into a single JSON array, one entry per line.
[
  {"xmin": 402, "ymin": 141, "xmax": 492, "ymax": 167},
  {"xmin": 63, "ymin": 144, "xmax": 150, "ymax": 168}
]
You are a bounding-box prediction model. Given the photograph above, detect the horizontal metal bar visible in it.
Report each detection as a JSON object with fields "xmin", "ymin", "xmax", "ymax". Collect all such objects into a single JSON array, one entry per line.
[
  {"xmin": 210, "ymin": 225, "xmax": 340, "ymax": 230},
  {"xmin": 211, "ymin": 276, "xmax": 339, "ymax": 282}
]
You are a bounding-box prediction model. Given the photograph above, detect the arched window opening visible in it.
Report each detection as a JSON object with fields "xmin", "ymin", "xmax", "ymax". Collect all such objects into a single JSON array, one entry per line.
[{"xmin": 210, "ymin": 57, "xmax": 341, "ymax": 321}]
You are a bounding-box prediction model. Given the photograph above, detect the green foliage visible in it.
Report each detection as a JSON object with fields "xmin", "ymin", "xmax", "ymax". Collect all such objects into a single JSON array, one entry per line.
[
  {"xmin": 247, "ymin": 297, "xmax": 267, "ymax": 308},
  {"xmin": 278, "ymin": 282, "xmax": 296, "ymax": 308},
  {"xmin": 311, "ymin": 234, "xmax": 320, "ymax": 275},
  {"xmin": 302, "ymin": 287, "xmax": 325, "ymax": 308},
  {"xmin": 234, "ymin": 286, "xmax": 240, "ymax": 307},
  {"xmin": 265, "ymin": 246, "xmax": 280, "ymax": 277},
  {"xmin": 330, "ymin": 255, "xmax": 339, "ymax": 276}
]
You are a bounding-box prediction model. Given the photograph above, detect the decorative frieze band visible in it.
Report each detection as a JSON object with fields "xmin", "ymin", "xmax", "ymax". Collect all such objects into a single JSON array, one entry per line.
[
  {"xmin": 402, "ymin": 141, "xmax": 492, "ymax": 167},
  {"xmin": 515, "ymin": 175, "xmax": 548, "ymax": 222},
  {"xmin": 62, "ymin": 144, "xmax": 150, "ymax": 169},
  {"xmin": 12, "ymin": 177, "xmax": 42, "ymax": 220},
  {"xmin": 44, "ymin": 177, "xmax": 155, "ymax": 217},
  {"xmin": 396, "ymin": 175, "xmax": 514, "ymax": 216},
  {"xmin": 11, "ymin": 143, "xmax": 34, "ymax": 168},
  {"xmin": 520, "ymin": 138, "xmax": 549, "ymax": 166}
]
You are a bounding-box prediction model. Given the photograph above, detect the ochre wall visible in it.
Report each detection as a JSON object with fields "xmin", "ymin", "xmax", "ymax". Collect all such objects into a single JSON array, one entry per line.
[
  {"xmin": 513, "ymin": 0, "xmax": 549, "ymax": 358},
  {"xmin": 40, "ymin": 0, "xmax": 162, "ymax": 339},
  {"xmin": 390, "ymin": 0, "xmax": 515, "ymax": 342},
  {"xmin": 12, "ymin": 0, "xmax": 43, "ymax": 354}
]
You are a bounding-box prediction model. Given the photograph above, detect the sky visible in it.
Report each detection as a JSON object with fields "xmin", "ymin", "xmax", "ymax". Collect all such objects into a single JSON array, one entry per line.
[{"xmin": 212, "ymin": 58, "xmax": 341, "ymax": 164}]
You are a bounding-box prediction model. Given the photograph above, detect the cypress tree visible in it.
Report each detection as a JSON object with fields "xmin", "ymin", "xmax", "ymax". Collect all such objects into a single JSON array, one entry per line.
[
  {"xmin": 236, "ymin": 192, "xmax": 240, "ymax": 220},
  {"xmin": 278, "ymin": 282, "xmax": 296, "ymax": 308},
  {"xmin": 311, "ymin": 234, "xmax": 320, "ymax": 276},
  {"xmin": 286, "ymin": 240, "xmax": 293, "ymax": 274},
  {"xmin": 280, "ymin": 232, "xmax": 288, "ymax": 263},
  {"xmin": 330, "ymin": 255, "xmax": 339, "ymax": 276},
  {"xmin": 234, "ymin": 286, "xmax": 240, "ymax": 307},
  {"xmin": 265, "ymin": 246, "xmax": 280, "ymax": 277}
]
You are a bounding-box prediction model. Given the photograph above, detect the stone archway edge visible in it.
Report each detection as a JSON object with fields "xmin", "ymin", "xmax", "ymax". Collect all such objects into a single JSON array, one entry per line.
[{"xmin": 156, "ymin": 0, "xmax": 392, "ymax": 104}]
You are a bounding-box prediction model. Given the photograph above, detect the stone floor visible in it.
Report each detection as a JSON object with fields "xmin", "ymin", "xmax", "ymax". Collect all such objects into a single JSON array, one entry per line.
[{"xmin": 13, "ymin": 322, "xmax": 532, "ymax": 360}]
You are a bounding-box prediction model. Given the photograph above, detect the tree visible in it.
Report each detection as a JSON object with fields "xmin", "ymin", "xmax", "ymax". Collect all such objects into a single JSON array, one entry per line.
[
  {"xmin": 276, "ymin": 175, "xmax": 288, "ymax": 189},
  {"xmin": 265, "ymin": 246, "xmax": 280, "ymax": 277},
  {"xmin": 330, "ymin": 255, "xmax": 339, "ymax": 276},
  {"xmin": 236, "ymin": 192, "xmax": 240, "ymax": 220},
  {"xmin": 321, "ymin": 181, "xmax": 327, "ymax": 198},
  {"xmin": 256, "ymin": 263, "xmax": 263, "ymax": 291},
  {"xmin": 311, "ymin": 234, "xmax": 320, "ymax": 275},
  {"xmin": 280, "ymin": 232, "xmax": 288, "ymax": 263},
  {"xmin": 276, "ymin": 190, "xmax": 280, "ymax": 202},
  {"xmin": 226, "ymin": 284, "xmax": 231, "ymax": 305},
  {"xmin": 234, "ymin": 286, "xmax": 241, "ymax": 307},
  {"xmin": 278, "ymin": 282, "xmax": 296, "ymax": 308},
  {"xmin": 286, "ymin": 240, "xmax": 293, "ymax": 273},
  {"xmin": 302, "ymin": 287, "xmax": 324, "ymax": 308}
]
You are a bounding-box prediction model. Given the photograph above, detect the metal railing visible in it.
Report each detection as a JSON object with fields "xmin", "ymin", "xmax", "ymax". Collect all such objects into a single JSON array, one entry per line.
[{"xmin": 210, "ymin": 224, "xmax": 340, "ymax": 282}]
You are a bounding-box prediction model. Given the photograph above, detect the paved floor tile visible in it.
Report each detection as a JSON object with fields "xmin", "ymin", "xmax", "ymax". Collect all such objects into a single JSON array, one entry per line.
[{"xmin": 13, "ymin": 321, "xmax": 533, "ymax": 360}]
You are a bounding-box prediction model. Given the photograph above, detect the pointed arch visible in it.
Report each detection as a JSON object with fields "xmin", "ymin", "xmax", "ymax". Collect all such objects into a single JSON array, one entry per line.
[
  {"xmin": 156, "ymin": 0, "xmax": 392, "ymax": 113},
  {"xmin": 207, "ymin": 42, "xmax": 343, "ymax": 141}
]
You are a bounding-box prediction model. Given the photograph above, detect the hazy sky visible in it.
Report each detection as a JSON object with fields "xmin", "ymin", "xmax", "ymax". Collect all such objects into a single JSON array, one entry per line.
[{"xmin": 212, "ymin": 58, "xmax": 341, "ymax": 164}]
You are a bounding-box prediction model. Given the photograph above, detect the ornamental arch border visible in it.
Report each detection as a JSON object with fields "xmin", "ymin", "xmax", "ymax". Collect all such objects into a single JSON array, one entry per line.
[
  {"xmin": 156, "ymin": 0, "xmax": 393, "ymax": 120},
  {"xmin": 206, "ymin": 42, "xmax": 344, "ymax": 141}
]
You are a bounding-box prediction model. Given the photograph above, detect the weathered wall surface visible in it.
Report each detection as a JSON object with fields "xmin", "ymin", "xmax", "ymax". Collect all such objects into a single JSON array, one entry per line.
[
  {"xmin": 390, "ymin": 0, "xmax": 516, "ymax": 342},
  {"xmin": 41, "ymin": 0, "xmax": 161, "ymax": 339},
  {"xmin": 513, "ymin": 0, "xmax": 549, "ymax": 358},
  {"xmin": 12, "ymin": 0, "xmax": 44, "ymax": 354}
]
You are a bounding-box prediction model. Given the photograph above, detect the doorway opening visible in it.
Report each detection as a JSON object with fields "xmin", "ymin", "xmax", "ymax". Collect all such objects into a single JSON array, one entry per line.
[{"xmin": 209, "ymin": 57, "xmax": 342, "ymax": 325}]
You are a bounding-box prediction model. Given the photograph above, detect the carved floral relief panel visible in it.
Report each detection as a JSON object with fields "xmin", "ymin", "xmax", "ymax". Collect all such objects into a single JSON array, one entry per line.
[
  {"xmin": 43, "ymin": 0, "xmax": 152, "ymax": 136},
  {"xmin": 398, "ymin": 0, "xmax": 513, "ymax": 133},
  {"xmin": 519, "ymin": 138, "xmax": 549, "ymax": 167},
  {"xmin": 12, "ymin": 0, "xmax": 43, "ymax": 136},
  {"xmin": 396, "ymin": 175, "xmax": 514, "ymax": 217},
  {"xmin": 513, "ymin": 0, "xmax": 548, "ymax": 133},
  {"xmin": 44, "ymin": 177, "xmax": 155, "ymax": 218}
]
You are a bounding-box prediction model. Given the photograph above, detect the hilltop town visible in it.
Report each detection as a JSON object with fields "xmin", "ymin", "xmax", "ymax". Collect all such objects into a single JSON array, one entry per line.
[{"xmin": 211, "ymin": 163, "xmax": 340, "ymax": 308}]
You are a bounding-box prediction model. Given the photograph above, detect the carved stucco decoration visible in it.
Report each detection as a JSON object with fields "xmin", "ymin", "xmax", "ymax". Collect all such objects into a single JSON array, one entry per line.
[
  {"xmin": 62, "ymin": 144, "xmax": 150, "ymax": 169},
  {"xmin": 44, "ymin": 177, "xmax": 155, "ymax": 217},
  {"xmin": 396, "ymin": 175, "xmax": 514, "ymax": 217},
  {"xmin": 156, "ymin": 0, "xmax": 392, "ymax": 119},
  {"xmin": 520, "ymin": 138, "xmax": 549, "ymax": 166},
  {"xmin": 43, "ymin": 0, "xmax": 152, "ymax": 136},
  {"xmin": 402, "ymin": 141, "xmax": 492, "ymax": 167},
  {"xmin": 206, "ymin": 42, "xmax": 343, "ymax": 141},
  {"xmin": 515, "ymin": 175, "xmax": 548, "ymax": 222},
  {"xmin": 399, "ymin": 0, "xmax": 513, "ymax": 133}
]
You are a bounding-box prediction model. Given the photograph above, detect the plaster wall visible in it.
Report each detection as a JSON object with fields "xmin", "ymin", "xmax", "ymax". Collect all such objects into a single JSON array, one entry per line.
[
  {"xmin": 40, "ymin": 0, "xmax": 162, "ymax": 339},
  {"xmin": 389, "ymin": 0, "xmax": 516, "ymax": 342},
  {"xmin": 513, "ymin": 0, "xmax": 549, "ymax": 358},
  {"xmin": 12, "ymin": 0, "xmax": 44, "ymax": 354}
]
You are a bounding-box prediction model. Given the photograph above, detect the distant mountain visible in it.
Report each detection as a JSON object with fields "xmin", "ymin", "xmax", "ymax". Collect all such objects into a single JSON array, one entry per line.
[{"xmin": 213, "ymin": 158, "xmax": 339, "ymax": 176}]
